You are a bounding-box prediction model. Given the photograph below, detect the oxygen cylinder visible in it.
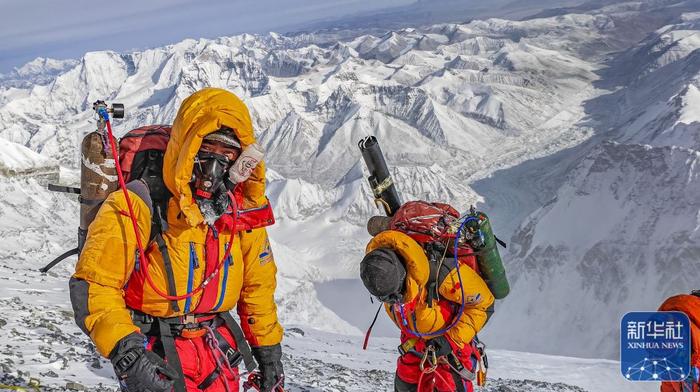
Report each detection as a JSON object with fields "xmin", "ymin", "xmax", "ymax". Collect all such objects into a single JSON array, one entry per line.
[
  {"xmin": 465, "ymin": 211, "xmax": 510, "ymax": 299},
  {"xmin": 79, "ymin": 132, "xmax": 118, "ymax": 252},
  {"xmin": 358, "ymin": 136, "xmax": 402, "ymax": 216}
]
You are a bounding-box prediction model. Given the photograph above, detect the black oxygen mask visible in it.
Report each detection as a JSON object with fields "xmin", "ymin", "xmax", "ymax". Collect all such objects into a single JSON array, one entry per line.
[{"xmin": 192, "ymin": 152, "xmax": 231, "ymax": 200}]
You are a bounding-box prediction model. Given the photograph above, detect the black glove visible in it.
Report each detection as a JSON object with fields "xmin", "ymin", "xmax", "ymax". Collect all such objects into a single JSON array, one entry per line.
[
  {"xmin": 425, "ymin": 335, "xmax": 453, "ymax": 358},
  {"xmin": 110, "ymin": 332, "xmax": 178, "ymax": 392},
  {"xmin": 252, "ymin": 344, "xmax": 284, "ymax": 392}
]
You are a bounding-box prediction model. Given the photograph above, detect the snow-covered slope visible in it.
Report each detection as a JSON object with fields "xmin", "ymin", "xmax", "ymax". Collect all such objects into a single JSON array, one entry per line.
[
  {"xmin": 0, "ymin": 2, "xmax": 622, "ymax": 285},
  {"xmin": 0, "ymin": 4, "xmax": 622, "ymax": 314},
  {"xmin": 0, "ymin": 9, "xmax": 613, "ymax": 174},
  {"xmin": 0, "ymin": 221, "xmax": 652, "ymax": 392},
  {"xmin": 0, "ymin": 137, "xmax": 58, "ymax": 179},
  {"xmin": 598, "ymin": 13, "xmax": 700, "ymax": 149},
  {"xmin": 492, "ymin": 142, "xmax": 700, "ymax": 359},
  {"xmin": 0, "ymin": 176, "xmax": 653, "ymax": 392},
  {"xmin": 485, "ymin": 9, "xmax": 700, "ymax": 359}
]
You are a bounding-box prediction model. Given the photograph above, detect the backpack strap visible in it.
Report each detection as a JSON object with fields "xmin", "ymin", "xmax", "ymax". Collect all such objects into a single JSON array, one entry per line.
[
  {"xmin": 436, "ymin": 256, "xmax": 458, "ymax": 289},
  {"xmin": 153, "ymin": 233, "xmax": 180, "ymax": 313},
  {"xmin": 485, "ymin": 303, "xmax": 495, "ymax": 324},
  {"xmin": 126, "ymin": 180, "xmax": 179, "ymax": 312},
  {"xmin": 425, "ymin": 242, "xmax": 461, "ymax": 306},
  {"xmin": 157, "ymin": 318, "xmax": 187, "ymax": 392},
  {"xmin": 219, "ymin": 311, "xmax": 257, "ymax": 372},
  {"xmin": 425, "ymin": 244, "xmax": 441, "ymax": 307},
  {"xmin": 125, "ymin": 180, "xmax": 153, "ymax": 214}
]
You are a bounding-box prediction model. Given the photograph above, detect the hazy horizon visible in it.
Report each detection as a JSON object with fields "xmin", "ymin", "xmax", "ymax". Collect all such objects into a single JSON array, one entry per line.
[
  {"xmin": 0, "ymin": 0, "xmax": 413, "ymax": 73},
  {"xmin": 0, "ymin": 0, "xmax": 592, "ymax": 74}
]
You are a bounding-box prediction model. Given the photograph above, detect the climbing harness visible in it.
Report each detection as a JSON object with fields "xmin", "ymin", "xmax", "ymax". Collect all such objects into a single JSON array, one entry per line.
[
  {"xmin": 203, "ymin": 325, "xmax": 236, "ymax": 392},
  {"xmin": 416, "ymin": 346, "xmax": 450, "ymax": 392},
  {"xmin": 130, "ymin": 310, "xmax": 254, "ymax": 392},
  {"xmin": 398, "ymin": 335, "xmax": 487, "ymax": 390}
]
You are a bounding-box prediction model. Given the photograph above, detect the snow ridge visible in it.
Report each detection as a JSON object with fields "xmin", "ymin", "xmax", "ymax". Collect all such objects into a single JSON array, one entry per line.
[{"xmin": 485, "ymin": 6, "xmax": 700, "ymax": 360}]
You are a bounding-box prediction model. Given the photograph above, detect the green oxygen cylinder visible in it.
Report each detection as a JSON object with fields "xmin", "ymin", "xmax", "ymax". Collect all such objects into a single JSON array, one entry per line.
[{"xmin": 464, "ymin": 209, "xmax": 510, "ymax": 299}]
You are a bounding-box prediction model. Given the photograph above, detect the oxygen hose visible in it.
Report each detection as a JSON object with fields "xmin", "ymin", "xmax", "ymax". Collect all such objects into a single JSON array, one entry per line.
[
  {"xmin": 396, "ymin": 216, "xmax": 478, "ymax": 339},
  {"xmin": 99, "ymin": 109, "xmax": 234, "ymax": 302}
]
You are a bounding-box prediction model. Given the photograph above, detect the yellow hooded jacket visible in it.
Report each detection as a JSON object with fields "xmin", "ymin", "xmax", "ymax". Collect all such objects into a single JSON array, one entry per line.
[
  {"xmin": 70, "ymin": 88, "xmax": 283, "ymax": 358},
  {"xmin": 366, "ymin": 230, "xmax": 494, "ymax": 347}
]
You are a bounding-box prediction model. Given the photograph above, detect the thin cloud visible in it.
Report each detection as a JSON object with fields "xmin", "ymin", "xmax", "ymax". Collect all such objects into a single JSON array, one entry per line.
[{"xmin": 0, "ymin": 0, "xmax": 412, "ymax": 72}]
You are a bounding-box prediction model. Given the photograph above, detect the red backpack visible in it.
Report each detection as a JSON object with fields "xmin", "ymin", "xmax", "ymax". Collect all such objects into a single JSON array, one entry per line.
[
  {"xmin": 119, "ymin": 125, "xmax": 171, "ymax": 183},
  {"xmin": 389, "ymin": 201, "xmax": 479, "ymax": 273},
  {"xmin": 117, "ymin": 125, "xmax": 174, "ymax": 239}
]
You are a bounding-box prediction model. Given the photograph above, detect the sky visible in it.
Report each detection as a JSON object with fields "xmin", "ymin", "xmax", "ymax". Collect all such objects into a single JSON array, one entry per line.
[{"xmin": 0, "ymin": 0, "xmax": 413, "ymax": 73}]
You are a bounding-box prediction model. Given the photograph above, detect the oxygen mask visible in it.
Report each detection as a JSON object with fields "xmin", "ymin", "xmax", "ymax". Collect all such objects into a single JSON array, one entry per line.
[{"xmin": 192, "ymin": 152, "xmax": 231, "ymax": 200}]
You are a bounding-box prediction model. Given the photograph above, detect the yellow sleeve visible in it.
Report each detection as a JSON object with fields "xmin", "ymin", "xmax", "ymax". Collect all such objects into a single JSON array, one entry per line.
[
  {"xmin": 438, "ymin": 265, "xmax": 495, "ymax": 347},
  {"xmin": 237, "ymin": 227, "xmax": 283, "ymax": 347},
  {"xmin": 70, "ymin": 189, "xmax": 151, "ymax": 358}
]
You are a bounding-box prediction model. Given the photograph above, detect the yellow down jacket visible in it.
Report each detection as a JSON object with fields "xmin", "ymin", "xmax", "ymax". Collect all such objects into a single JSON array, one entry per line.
[
  {"xmin": 70, "ymin": 88, "xmax": 283, "ymax": 358},
  {"xmin": 367, "ymin": 230, "xmax": 494, "ymax": 347}
]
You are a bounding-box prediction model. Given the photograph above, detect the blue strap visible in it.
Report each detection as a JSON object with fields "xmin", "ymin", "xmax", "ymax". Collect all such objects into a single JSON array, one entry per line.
[
  {"xmin": 211, "ymin": 244, "xmax": 232, "ymax": 311},
  {"xmin": 184, "ymin": 242, "xmax": 196, "ymax": 313}
]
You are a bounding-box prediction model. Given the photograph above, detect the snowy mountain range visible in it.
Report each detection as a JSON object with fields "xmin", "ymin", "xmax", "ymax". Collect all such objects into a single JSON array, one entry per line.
[
  {"xmin": 1, "ymin": 0, "xmax": 699, "ymax": 390},
  {"xmin": 482, "ymin": 3, "xmax": 700, "ymax": 360}
]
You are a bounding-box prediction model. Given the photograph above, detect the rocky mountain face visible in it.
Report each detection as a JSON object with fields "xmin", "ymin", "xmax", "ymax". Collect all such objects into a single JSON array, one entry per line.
[
  {"xmin": 491, "ymin": 142, "xmax": 700, "ymax": 359},
  {"xmin": 484, "ymin": 4, "xmax": 700, "ymax": 359},
  {"xmin": 0, "ymin": 0, "xmax": 698, "ymax": 389}
]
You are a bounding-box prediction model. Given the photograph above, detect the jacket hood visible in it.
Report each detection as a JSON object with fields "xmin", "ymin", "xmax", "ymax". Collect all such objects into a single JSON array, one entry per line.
[{"xmin": 163, "ymin": 87, "xmax": 267, "ymax": 226}]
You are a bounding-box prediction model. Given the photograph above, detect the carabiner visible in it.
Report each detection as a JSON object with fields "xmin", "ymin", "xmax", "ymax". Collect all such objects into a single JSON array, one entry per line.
[{"xmin": 419, "ymin": 346, "xmax": 439, "ymax": 372}]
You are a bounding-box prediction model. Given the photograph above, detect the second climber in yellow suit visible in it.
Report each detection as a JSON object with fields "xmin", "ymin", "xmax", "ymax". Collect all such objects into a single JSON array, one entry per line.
[{"xmin": 360, "ymin": 204, "xmax": 495, "ymax": 392}]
